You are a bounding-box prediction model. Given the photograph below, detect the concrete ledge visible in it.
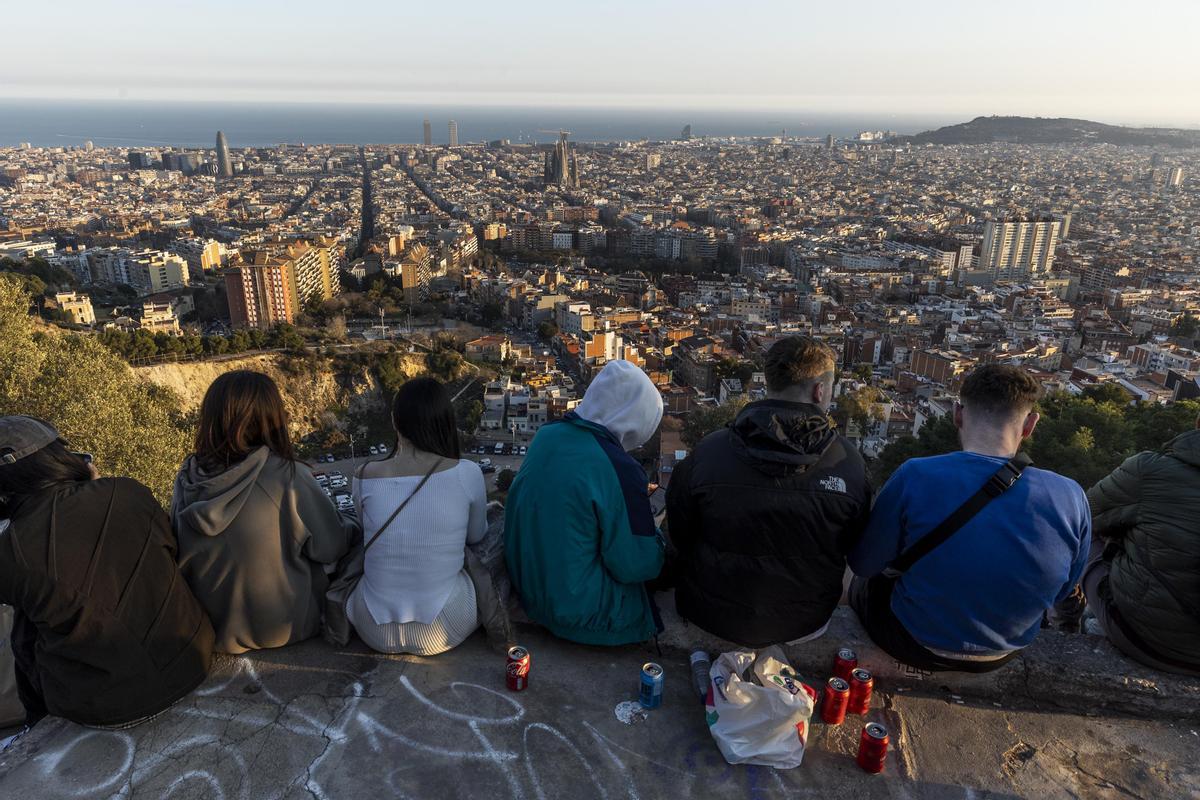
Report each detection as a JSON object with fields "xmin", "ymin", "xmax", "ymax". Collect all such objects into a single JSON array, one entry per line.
[{"xmin": 646, "ymin": 592, "xmax": 1200, "ymax": 721}]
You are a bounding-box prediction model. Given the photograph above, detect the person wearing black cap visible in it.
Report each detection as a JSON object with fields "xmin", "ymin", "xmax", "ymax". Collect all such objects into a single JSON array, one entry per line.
[{"xmin": 0, "ymin": 416, "xmax": 214, "ymax": 728}]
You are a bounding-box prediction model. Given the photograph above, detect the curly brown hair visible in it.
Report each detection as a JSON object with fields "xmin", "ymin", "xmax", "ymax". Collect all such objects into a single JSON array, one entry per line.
[{"xmin": 960, "ymin": 364, "xmax": 1041, "ymax": 418}]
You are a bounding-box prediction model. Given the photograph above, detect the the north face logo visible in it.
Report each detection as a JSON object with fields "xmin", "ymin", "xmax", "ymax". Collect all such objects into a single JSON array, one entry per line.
[{"xmin": 820, "ymin": 476, "xmax": 847, "ymax": 493}]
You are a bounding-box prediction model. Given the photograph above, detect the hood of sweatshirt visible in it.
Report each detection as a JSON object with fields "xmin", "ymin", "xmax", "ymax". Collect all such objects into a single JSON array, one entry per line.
[
  {"xmin": 574, "ymin": 360, "xmax": 664, "ymax": 452},
  {"xmin": 171, "ymin": 446, "xmax": 273, "ymax": 537},
  {"xmin": 729, "ymin": 399, "xmax": 837, "ymax": 476},
  {"xmin": 1166, "ymin": 428, "xmax": 1200, "ymax": 468}
]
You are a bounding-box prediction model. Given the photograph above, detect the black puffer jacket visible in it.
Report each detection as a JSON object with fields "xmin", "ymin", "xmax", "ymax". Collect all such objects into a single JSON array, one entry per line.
[
  {"xmin": 1088, "ymin": 429, "xmax": 1200, "ymax": 668},
  {"xmin": 667, "ymin": 400, "xmax": 871, "ymax": 647},
  {"xmin": 0, "ymin": 478, "xmax": 214, "ymax": 726}
]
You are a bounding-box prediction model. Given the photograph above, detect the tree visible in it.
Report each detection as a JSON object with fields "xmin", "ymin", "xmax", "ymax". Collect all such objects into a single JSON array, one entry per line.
[
  {"xmin": 714, "ymin": 356, "xmax": 754, "ymax": 385},
  {"xmin": 1170, "ymin": 311, "xmax": 1198, "ymax": 339},
  {"xmin": 0, "ymin": 276, "xmax": 191, "ymax": 505},
  {"xmin": 458, "ymin": 399, "xmax": 484, "ymax": 433},
  {"xmin": 1, "ymin": 271, "xmax": 47, "ymax": 299},
  {"xmin": 833, "ymin": 385, "xmax": 886, "ymax": 437},
  {"xmin": 870, "ymin": 413, "xmax": 960, "ymax": 485},
  {"xmin": 495, "ymin": 468, "xmax": 516, "ymax": 492},
  {"xmin": 327, "ymin": 314, "xmax": 348, "ymax": 341},
  {"xmin": 852, "ymin": 364, "xmax": 874, "ymax": 383},
  {"xmin": 537, "ymin": 320, "xmax": 559, "ymax": 341},
  {"xmin": 870, "ymin": 390, "xmax": 1200, "ymax": 490},
  {"xmin": 480, "ymin": 301, "xmax": 505, "ymax": 329},
  {"xmin": 681, "ymin": 399, "xmax": 747, "ymax": 448},
  {"xmin": 376, "ymin": 350, "xmax": 412, "ymax": 395},
  {"xmin": 425, "ymin": 347, "xmax": 464, "ymax": 381}
]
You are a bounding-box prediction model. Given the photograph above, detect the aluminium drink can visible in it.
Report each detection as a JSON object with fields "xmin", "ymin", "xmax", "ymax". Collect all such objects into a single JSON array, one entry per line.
[
  {"xmin": 856, "ymin": 721, "xmax": 890, "ymax": 774},
  {"xmin": 639, "ymin": 662, "xmax": 664, "ymax": 709},
  {"xmin": 821, "ymin": 676, "xmax": 851, "ymax": 725},
  {"xmin": 833, "ymin": 647, "xmax": 858, "ymax": 681},
  {"xmin": 506, "ymin": 646, "xmax": 531, "ymax": 691},
  {"xmin": 848, "ymin": 667, "xmax": 874, "ymax": 715}
]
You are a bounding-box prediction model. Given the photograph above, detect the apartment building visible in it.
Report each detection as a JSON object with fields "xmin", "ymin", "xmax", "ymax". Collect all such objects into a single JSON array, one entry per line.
[
  {"xmin": 127, "ymin": 249, "xmax": 190, "ymax": 295},
  {"xmin": 54, "ymin": 291, "xmax": 95, "ymax": 325},
  {"xmin": 978, "ymin": 217, "xmax": 1061, "ymax": 282},
  {"xmin": 225, "ymin": 259, "xmax": 296, "ymax": 330}
]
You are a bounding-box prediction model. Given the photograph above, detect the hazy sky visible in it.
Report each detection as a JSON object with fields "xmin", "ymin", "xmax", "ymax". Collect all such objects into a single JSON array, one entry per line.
[{"xmin": 3, "ymin": 0, "xmax": 1198, "ymax": 125}]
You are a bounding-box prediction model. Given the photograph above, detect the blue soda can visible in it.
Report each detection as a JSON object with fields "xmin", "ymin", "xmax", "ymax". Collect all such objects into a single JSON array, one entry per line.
[{"xmin": 639, "ymin": 662, "xmax": 664, "ymax": 709}]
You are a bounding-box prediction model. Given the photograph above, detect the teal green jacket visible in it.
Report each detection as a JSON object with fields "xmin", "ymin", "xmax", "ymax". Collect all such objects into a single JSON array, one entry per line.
[{"xmin": 505, "ymin": 414, "xmax": 665, "ymax": 646}]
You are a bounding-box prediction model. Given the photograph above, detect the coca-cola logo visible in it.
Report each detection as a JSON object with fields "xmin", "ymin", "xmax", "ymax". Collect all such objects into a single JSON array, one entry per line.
[{"xmin": 507, "ymin": 661, "xmax": 529, "ymax": 677}]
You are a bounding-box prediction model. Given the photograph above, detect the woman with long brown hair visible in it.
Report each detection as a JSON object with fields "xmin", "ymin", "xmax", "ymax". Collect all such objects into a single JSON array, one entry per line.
[{"xmin": 171, "ymin": 370, "xmax": 355, "ymax": 653}]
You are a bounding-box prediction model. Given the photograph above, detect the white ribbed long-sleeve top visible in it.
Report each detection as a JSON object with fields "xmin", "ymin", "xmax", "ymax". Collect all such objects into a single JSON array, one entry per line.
[{"xmin": 353, "ymin": 459, "xmax": 487, "ymax": 626}]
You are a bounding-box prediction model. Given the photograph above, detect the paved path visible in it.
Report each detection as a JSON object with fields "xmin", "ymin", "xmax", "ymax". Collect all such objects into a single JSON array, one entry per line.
[{"xmin": 1, "ymin": 627, "xmax": 1196, "ymax": 799}]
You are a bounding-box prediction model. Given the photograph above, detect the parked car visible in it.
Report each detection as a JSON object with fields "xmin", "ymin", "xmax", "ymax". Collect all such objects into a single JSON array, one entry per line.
[
  {"xmin": 313, "ymin": 472, "xmax": 329, "ymax": 487},
  {"xmin": 494, "ymin": 442, "xmax": 504, "ymax": 455},
  {"xmin": 322, "ymin": 454, "xmax": 334, "ymax": 463},
  {"xmin": 519, "ymin": 446, "xmax": 527, "ymax": 455},
  {"xmin": 479, "ymin": 458, "xmax": 492, "ymax": 468},
  {"xmin": 376, "ymin": 442, "xmax": 388, "ymax": 453},
  {"xmin": 481, "ymin": 464, "xmax": 496, "ymax": 474},
  {"xmin": 369, "ymin": 446, "xmax": 378, "ymax": 455}
]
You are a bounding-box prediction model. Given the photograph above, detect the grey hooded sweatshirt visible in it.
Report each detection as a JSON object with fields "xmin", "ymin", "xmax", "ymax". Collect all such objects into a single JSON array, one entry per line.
[{"xmin": 171, "ymin": 447, "xmax": 356, "ymax": 654}]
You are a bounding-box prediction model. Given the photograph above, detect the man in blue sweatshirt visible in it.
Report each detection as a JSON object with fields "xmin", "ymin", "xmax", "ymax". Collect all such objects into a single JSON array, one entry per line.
[{"xmin": 849, "ymin": 365, "xmax": 1090, "ymax": 672}]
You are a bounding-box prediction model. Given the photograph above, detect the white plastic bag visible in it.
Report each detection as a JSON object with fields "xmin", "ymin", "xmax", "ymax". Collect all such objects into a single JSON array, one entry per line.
[{"xmin": 704, "ymin": 646, "xmax": 817, "ymax": 769}]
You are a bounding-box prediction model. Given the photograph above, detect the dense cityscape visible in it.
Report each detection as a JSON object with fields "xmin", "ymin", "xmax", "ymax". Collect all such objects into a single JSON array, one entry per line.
[{"xmin": 1, "ymin": 121, "xmax": 1197, "ymax": 473}]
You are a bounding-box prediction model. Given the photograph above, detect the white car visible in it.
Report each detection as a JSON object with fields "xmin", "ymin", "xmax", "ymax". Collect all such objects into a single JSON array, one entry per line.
[
  {"xmin": 369, "ymin": 446, "xmax": 378, "ymax": 455},
  {"xmin": 377, "ymin": 442, "xmax": 388, "ymax": 453},
  {"xmin": 479, "ymin": 458, "xmax": 492, "ymax": 468}
]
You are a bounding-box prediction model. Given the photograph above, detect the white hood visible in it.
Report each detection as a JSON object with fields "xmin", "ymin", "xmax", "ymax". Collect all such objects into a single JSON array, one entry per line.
[{"xmin": 575, "ymin": 360, "xmax": 664, "ymax": 452}]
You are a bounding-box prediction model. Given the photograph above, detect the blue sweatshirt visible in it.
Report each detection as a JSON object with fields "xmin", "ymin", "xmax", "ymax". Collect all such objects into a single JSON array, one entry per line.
[{"xmin": 849, "ymin": 451, "xmax": 1091, "ymax": 654}]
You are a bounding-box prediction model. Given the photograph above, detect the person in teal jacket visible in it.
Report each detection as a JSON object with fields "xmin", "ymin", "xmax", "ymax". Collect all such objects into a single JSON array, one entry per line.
[{"xmin": 505, "ymin": 359, "xmax": 666, "ymax": 645}]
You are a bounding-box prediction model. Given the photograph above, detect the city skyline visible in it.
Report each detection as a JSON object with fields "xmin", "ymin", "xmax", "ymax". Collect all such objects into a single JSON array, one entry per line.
[{"xmin": 2, "ymin": 0, "xmax": 1198, "ymax": 127}]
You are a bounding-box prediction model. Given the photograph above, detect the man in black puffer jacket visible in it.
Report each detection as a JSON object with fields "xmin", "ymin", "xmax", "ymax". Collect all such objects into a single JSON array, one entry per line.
[
  {"xmin": 1079, "ymin": 414, "xmax": 1200, "ymax": 675},
  {"xmin": 667, "ymin": 337, "xmax": 871, "ymax": 647}
]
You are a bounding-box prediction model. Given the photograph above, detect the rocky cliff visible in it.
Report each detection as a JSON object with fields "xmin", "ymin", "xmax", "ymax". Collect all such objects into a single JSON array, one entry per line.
[{"xmin": 133, "ymin": 352, "xmax": 392, "ymax": 439}]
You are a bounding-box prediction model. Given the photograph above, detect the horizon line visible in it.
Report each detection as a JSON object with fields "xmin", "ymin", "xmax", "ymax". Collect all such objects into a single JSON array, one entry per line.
[{"xmin": 2, "ymin": 95, "xmax": 1198, "ymax": 131}]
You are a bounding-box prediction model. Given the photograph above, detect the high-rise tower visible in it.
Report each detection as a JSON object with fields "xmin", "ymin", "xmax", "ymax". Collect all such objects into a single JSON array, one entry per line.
[
  {"xmin": 448, "ymin": 120, "xmax": 458, "ymax": 147},
  {"xmin": 215, "ymin": 131, "xmax": 233, "ymax": 178},
  {"xmin": 978, "ymin": 217, "xmax": 1061, "ymax": 282},
  {"xmin": 422, "ymin": 119, "xmax": 432, "ymax": 146}
]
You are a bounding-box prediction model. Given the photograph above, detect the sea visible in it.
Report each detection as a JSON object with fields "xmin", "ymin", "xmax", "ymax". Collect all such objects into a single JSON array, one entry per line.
[{"xmin": 0, "ymin": 99, "xmax": 958, "ymax": 148}]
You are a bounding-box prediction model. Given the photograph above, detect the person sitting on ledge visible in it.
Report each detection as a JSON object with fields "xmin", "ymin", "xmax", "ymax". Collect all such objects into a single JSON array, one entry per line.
[
  {"xmin": 171, "ymin": 371, "xmax": 356, "ymax": 654},
  {"xmin": 505, "ymin": 359, "xmax": 665, "ymax": 646},
  {"xmin": 848, "ymin": 364, "xmax": 1090, "ymax": 673},
  {"xmin": 348, "ymin": 378, "xmax": 492, "ymax": 656},
  {"xmin": 0, "ymin": 416, "xmax": 213, "ymax": 728},
  {"xmin": 1068, "ymin": 412, "xmax": 1200, "ymax": 675},
  {"xmin": 667, "ymin": 336, "xmax": 871, "ymax": 648}
]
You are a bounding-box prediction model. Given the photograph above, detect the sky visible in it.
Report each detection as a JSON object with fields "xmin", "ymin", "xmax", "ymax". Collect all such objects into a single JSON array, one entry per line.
[{"xmin": 2, "ymin": 0, "xmax": 1198, "ymax": 126}]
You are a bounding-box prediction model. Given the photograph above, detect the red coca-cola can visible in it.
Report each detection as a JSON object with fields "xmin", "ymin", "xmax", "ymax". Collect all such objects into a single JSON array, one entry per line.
[
  {"xmin": 856, "ymin": 722, "xmax": 889, "ymax": 773},
  {"xmin": 821, "ymin": 676, "xmax": 851, "ymax": 725},
  {"xmin": 847, "ymin": 667, "xmax": 873, "ymax": 715},
  {"xmin": 833, "ymin": 648, "xmax": 858, "ymax": 681},
  {"xmin": 506, "ymin": 645, "xmax": 531, "ymax": 691}
]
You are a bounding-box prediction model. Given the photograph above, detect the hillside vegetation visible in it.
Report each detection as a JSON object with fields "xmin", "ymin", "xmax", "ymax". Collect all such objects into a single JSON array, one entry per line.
[
  {"xmin": 900, "ymin": 116, "xmax": 1200, "ymax": 147},
  {"xmin": 0, "ymin": 276, "xmax": 190, "ymax": 503}
]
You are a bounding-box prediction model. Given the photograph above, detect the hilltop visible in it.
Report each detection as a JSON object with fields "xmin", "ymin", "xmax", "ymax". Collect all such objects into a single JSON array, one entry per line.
[{"xmin": 899, "ymin": 116, "xmax": 1200, "ymax": 147}]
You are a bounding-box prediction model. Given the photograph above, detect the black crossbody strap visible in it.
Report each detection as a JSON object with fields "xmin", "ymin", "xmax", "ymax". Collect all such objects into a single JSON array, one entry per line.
[
  {"xmin": 363, "ymin": 459, "xmax": 442, "ymax": 553},
  {"xmin": 884, "ymin": 452, "xmax": 1032, "ymax": 577}
]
